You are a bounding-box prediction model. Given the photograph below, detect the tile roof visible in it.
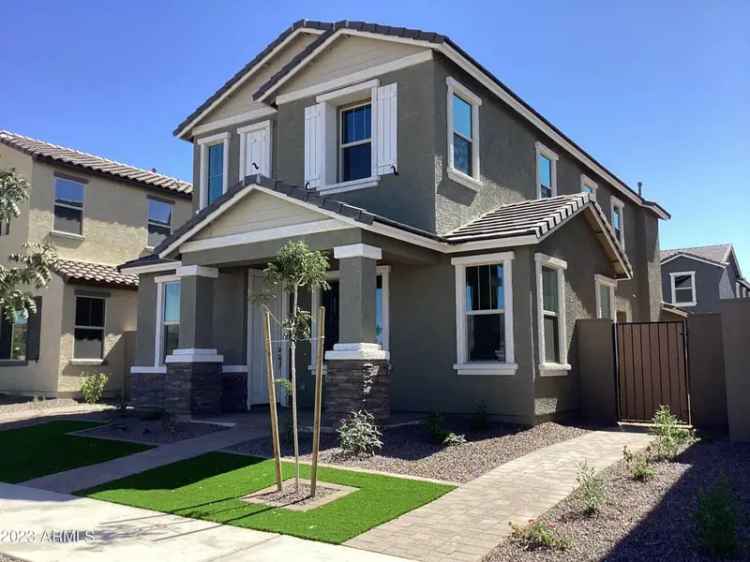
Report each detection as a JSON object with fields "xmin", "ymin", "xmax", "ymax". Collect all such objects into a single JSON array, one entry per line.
[
  {"xmin": 53, "ymin": 259, "xmax": 138, "ymax": 289},
  {"xmin": 0, "ymin": 131, "xmax": 192, "ymax": 197},
  {"xmin": 660, "ymin": 244, "xmax": 733, "ymax": 265}
]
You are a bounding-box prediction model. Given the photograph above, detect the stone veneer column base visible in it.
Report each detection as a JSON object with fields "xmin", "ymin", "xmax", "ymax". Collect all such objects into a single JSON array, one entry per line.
[
  {"xmin": 324, "ymin": 359, "xmax": 391, "ymax": 426},
  {"xmin": 164, "ymin": 362, "xmax": 222, "ymax": 417},
  {"xmin": 222, "ymin": 373, "xmax": 248, "ymax": 412},
  {"xmin": 131, "ymin": 372, "xmax": 165, "ymax": 411}
]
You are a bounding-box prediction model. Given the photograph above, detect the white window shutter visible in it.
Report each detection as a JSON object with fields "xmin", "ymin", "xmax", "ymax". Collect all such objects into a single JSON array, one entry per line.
[
  {"xmin": 304, "ymin": 104, "xmax": 322, "ymax": 188},
  {"xmin": 375, "ymin": 83, "xmax": 398, "ymax": 175}
]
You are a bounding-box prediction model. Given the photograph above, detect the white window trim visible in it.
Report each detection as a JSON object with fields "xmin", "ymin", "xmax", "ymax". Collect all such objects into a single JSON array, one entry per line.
[
  {"xmin": 535, "ymin": 142, "xmax": 559, "ymax": 199},
  {"xmin": 451, "ymin": 252, "xmax": 516, "ymax": 376},
  {"xmin": 198, "ymin": 132, "xmax": 230, "ymax": 210},
  {"xmin": 53, "ymin": 176, "xmax": 86, "ymax": 238},
  {"xmin": 581, "ymin": 174, "xmax": 598, "ymax": 197},
  {"xmin": 535, "ymin": 253, "xmax": 570, "ymax": 374},
  {"xmin": 72, "ymin": 295, "xmax": 106, "ymax": 361},
  {"xmin": 338, "ymin": 101, "xmax": 373, "ymax": 183},
  {"xmin": 610, "ymin": 196, "xmax": 626, "ymax": 249},
  {"xmin": 446, "ymin": 76, "xmax": 482, "ymax": 191},
  {"xmin": 154, "ymin": 274, "xmax": 180, "ymax": 367},
  {"xmin": 238, "ymin": 120, "xmax": 272, "ymax": 180},
  {"xmin": 0, "ymin": 310, "xmax": 28, "ymax": 362},
  {"xmin": 594, "ymin": 274, "xmax": 617, "ymax": 320},
  {"xmin": 310, "ymin": 266, "xmax": 390, "ymax": 370},
  {"xmin": 670, "ymin": 271, "xmax": 697, "ymax": 307}
]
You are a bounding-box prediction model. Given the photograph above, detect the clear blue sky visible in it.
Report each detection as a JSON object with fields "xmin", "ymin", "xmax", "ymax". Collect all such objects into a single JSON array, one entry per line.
[{"xmin": 2, "ymin": 1, "xmax": 748, "ymax": 268}]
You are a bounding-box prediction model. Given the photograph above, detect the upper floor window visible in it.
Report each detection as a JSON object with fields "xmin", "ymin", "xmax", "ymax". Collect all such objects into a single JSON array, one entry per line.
[
  {"xmin": 670, "ymin": 271, "xmax": 696, "ymax": 306},
  {"xmin": 446, "ymin": 77, "xmax": 482, "ymax": 191},
  {"xmin": 595, "ymin": 274, "xmax": 616, "ymax": 320},
  {"xmin": 0, "ymin": 310, "xmax": 28, "ymax": 361},
  {"xmin": 340, "ymin": 102, "xmax": 372, "ymax": 182},
  {"xmin": 74, "ymin": 296, "xmax": 105, "ymax": 359},
  {"xmin": 451, "ymin": 252, "xmax": 516, "ymax": 376},
  {"xmin": 147, "ymin": 198, "xmax": 173, "ymax": 248},
  {"xmin": 54, "ymin": 177, "xmax": 84, "ymax": 235},
  {"xmin": 535, "ymin": 142, "xmax": 558, "ymax": 199},
  {"xmin": 198, "ymin": 132, "xmax": 229, "ymax": 209},
  {"xmin": 535, "ymin": 253, "xmax": 570, "ymax": 372},
  {"xmin": 581, "ymin": 174, "xmax": 598, "ymax": 198},
  {"xmin": 611, "ymin": 197, "xmax": 625, "ymax": 248}
]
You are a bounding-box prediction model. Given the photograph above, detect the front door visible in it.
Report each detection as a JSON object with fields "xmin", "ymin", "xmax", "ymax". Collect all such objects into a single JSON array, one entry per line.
[{"xmin": 247, "ymin": 269, "xmax": 287, "ymax": 408}]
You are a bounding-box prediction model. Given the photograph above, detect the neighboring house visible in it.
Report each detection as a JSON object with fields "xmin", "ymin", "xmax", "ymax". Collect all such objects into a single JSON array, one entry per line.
[
  {"xmin": 661, "ymin": 244, "xmax": 750, "ymax": 314},
  {"xmin": 121, "ymin": 20, "xmax": 669, "ymax": 425},
  {"xmin": 0, "ymin": 131, "xmax": 192, "ymax": 398}
]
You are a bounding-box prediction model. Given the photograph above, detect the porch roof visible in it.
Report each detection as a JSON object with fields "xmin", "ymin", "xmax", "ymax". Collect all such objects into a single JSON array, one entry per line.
[{"xmin": 54, "ymin": 259, "xmax": 138, "ymax": 289}]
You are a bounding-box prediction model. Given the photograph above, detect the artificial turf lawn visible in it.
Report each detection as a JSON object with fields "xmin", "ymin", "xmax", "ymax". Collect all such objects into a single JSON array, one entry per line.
[
  {"xmin": 81, "ymin": 452, "xmax": 456, "ymax": 544},
  {"xmin": 0, "ymin": 420, "xmax": 152, "ymax": 483}
]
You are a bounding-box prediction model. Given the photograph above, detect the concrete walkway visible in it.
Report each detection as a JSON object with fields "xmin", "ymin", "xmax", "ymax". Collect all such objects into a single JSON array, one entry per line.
[
  {"xmin": 22, "ymin": 416, "xmax": 269, "ymax": 494},
  {"xmin": 0, "ymin": 483, "xmax": 411, "ymax": 562},
  {"xmin": 346, "ymin": 430, "xmax": 653, "ymax": 562}
]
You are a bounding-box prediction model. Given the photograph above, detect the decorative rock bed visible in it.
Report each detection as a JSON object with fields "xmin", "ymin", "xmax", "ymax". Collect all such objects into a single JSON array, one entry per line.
[
  {"xmin": 74, "ymin": 416, "xmax": 228, "ymax": 445},
  {"xmin": 242, "ymin": 479, "xmax": 358, "ymax": 511}
]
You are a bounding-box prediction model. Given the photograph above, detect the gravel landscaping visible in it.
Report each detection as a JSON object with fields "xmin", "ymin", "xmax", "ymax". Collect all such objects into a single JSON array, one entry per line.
[
  {"xmin": 75, "ymin": 415, "xmax": 228, "ymax": 444},
  {"xmin": 228, "ymin": 420, "xmax": 590, "ymax": 483},
  {"xmin": 485, "ymin": 438, "xmax": 750, "ymax": 562}
]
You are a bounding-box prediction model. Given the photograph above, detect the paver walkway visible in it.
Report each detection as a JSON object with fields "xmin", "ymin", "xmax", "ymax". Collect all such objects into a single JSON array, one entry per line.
[
  {"xmin": 22, "ymin": 415, "xmax": 269, "ymax": 494},
  {"xmin": 0, "ymin": 483, "xmax": 411, "ymax": 562},
  {"xmin": 346, "ymin": 430, "xmax": 653, "ymax": 562}
]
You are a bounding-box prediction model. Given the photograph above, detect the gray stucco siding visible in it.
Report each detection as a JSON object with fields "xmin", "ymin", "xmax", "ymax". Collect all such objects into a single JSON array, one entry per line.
[
  {"xmin": 213, "ymin": 269, "xmax": 247, "ymax": 365},
  {"xmin": 661, "ymin": 255, "xmax": 725, "ymax": 314},
  {"xmin": 133, "ymin": 273, "xmax": 159, "ymax": 366}
]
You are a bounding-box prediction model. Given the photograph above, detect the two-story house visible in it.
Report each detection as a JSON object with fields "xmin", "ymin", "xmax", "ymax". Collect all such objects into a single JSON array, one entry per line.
[
  {"xmin": 0, "ymin": 131, "xmax": 192, "ymax": 399},
  {"xmin": 661, "ymin": 244, "xmax": 749, "ymax": 314},
  {"xmin": 121, "ymin": 20, "xmax": 670, "ymax": 425}
]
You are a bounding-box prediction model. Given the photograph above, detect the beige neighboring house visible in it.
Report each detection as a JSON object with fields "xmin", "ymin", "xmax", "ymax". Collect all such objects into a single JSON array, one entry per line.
[{"xmin": 0, "ymin": 131, "xmax": 192, "ymax": 399}]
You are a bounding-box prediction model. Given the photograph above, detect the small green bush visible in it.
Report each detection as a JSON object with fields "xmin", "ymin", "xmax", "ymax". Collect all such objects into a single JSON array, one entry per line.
[
  {"xmin": 80, "ymin": 373, "xmax": 108, "ymax": 404},
  {"xmin": 576, "ymin": 461, "xmax": 605, "ymax": 515},
  {"xmin": 338, "ymin": 410, "xmax": 383, "ymax": 457},
  {"xmin": 623, "ymin": 446, "xmax": 655, "ymax": 482},
  {"xmin": 650, "ymin": 405, "xmax": 695, "ymax": 461},
  {"xmin": 510, "ymin": 520, "xmax": 571, "ymax": 551},
  {"xmin": 425, "ymin": 412, "xmax": 449, "ymax": 444},
  {"xmin": 695, "ymin": 476, "xmax": 738, "ymax": 558},
  {"xmin": 442, "ymin": 432, "xmax": 467, "ymax": 446}
]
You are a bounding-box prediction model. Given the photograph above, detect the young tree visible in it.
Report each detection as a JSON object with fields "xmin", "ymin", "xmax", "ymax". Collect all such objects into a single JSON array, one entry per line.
[
  {"xmin": 0, "ymin": 168, "xmax": 55, "ymax": 321},
  {"xmin": 263, "ymin": 241, "xmax": 329, "ymax": 493}
]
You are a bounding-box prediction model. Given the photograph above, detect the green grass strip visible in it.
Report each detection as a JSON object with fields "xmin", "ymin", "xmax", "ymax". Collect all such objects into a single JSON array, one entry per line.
[
  {"xmin": 82, "ymin": 452, "xmax": 455, "ymax": 544},
  {"xmin": 0, "ymin": 420, "xmax": 151, "ymax": 483}
]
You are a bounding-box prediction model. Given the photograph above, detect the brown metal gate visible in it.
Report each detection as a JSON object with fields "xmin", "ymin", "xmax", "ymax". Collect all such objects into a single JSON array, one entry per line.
[{"xmin": 614, "ymin": 321, "xmax": 691, "ymax": 424}]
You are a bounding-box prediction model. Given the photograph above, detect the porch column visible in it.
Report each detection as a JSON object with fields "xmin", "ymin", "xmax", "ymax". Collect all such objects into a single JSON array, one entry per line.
[
  {"xmin": 325, "ymin": 244, "xmax": 391, "ymax": 424},
  {"xmin": 165, "ymin": 265, "xmax": 223, "ymax": 417}
]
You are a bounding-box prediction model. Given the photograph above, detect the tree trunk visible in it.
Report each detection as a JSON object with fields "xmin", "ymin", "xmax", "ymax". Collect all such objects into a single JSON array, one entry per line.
[{"xmin": 291, "ymin": 285, "xmax": 300, "ymax": 493}]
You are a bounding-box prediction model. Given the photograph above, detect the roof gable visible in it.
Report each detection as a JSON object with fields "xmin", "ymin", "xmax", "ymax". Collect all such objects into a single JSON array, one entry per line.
[{"xmin": 660, "ymin": 244, "xmax": 735, "ymax": 269}]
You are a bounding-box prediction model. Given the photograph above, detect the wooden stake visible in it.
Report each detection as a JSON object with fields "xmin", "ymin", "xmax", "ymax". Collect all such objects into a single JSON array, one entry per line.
[
  {"xmin": 263, "ymin": 310, "xmax": 283, "ymax": 492},
  {"xmin": 310, "ymin": 305, "xmax": 326, "ymax": 497}
]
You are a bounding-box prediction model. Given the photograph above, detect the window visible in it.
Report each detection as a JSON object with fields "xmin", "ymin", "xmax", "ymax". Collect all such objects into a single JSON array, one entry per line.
[
  {"xmin": 156, "ymin": 279, "xmax": 180, "ymax": 364},
  {"xmin": 611, "ymin": 197, "xmax": 625, "ymax": 248},
  {"xmin": 0, "ymin": 221, "xmax": 9, "ymax": 236},
  {"xmin": 74, "ymin": 296, "xmax": 105, "ymax": 359},
  {"xmin": 595, "ymin": 274, "xmax": 617, "ymax": 320},
  {"xmin": 535, "ymin": 254, "xmax": 569, "ymax": 372},
  {"xmin": 452, "ymin": 252, "xmax": 516, "ymax": 376},
  {"xmin": 0, "ymin": 310, "xmax": 28, "ymax": 361},
  {"xmin": 147, "ymin": 198, "xmax": 173, "ymax": 248},
  {"xmin": 54, "ymin": 177, "xmax": 84, "ymax": 235},
  {"xmin": 339, "ymin": 103, "xmax": 372, "ymax": 182},
  {"xmin": 198, "ymin": 132, "xmax": 229, "ymax": 208},
  {"xmin": 670, "ymin": 271, "xmax": 696, "ymax": 306},
  {"xmin": 535, "ymin": 142, "xmax": 558, "ymax": 199},
  {"xmin": 581, "ymin": 174, "xmax": 598, "ymax": 198},
  {"xmin": 446, "ymin": 77, "xmax": 482, "ymax": 190}
]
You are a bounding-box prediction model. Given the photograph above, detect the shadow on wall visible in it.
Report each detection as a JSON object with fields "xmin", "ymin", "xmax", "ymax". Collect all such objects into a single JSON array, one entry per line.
[{"xmin": 60, "ymin": 334, "xmax": 131, "ymax": 400}]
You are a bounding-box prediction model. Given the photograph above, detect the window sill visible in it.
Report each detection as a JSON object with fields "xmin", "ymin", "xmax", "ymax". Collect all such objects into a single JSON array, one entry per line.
[
  {"xmin": 447, "ymin": 168, "xmax": 482, "ymax": 192},
  {"xmin": 51, "ymin": 230, "xmax": 84, "ymax": 241},
  {"xmin": 672, "ymin": 302, "xmax": 696, "ymax": 307},
  {"xmin": 0, "ymin": 359, "xmax": 28, "ymax": 367},
  {"xmin": 71, "ymin": 358, "xmax": 104, "ymax": 366},
  {"xmin": 317, "ymin": 176, "xmax": 380, "ymax": 195},
  {"xmin": 539, "ymin": 362, "xmax": 572, "ymax": 376},
  {"xmin": 454, "ymin": 362, "xmax": 518, "ymax": 376},
  {"xmin": 131, "ymin": 365, "xmax": 167, "ymax": 374}
]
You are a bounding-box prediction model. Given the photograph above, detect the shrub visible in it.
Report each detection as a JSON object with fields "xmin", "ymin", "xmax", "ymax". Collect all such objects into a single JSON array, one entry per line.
[
  {"xmin": 650, "ymin": 405, "xmax": 695, "ymax": 461},
  {"xmin": 470, "ymin": 402, "xmax": 490, "ymax": 432},
  {"xmin": 623, "ymin": 446, "xmax": 655, "ymax": 482},
  {"xmin": 576, "ymin": 462, "xmax": 605, "ymax": 515},
  {"xmin": 695, "ymin": 476, "xmax": 738, "ymax": 558},
  {"xmin": 510, "ymin": 520, "xmax": 570, "ymax": 551},
  {"xmin": 425, "ymin": 412, "xmax": 449, "ymax": 444},
  {"xmin": 80, "ymin": 373, "xmax": 108, "ymax": 404},
  {"xmin": 338, "ymin": 410, "xmax": 383, "ymax": 457},
  {"xmin": 442, "ymin": 432, "xmax": 467, "ymax": 446}
]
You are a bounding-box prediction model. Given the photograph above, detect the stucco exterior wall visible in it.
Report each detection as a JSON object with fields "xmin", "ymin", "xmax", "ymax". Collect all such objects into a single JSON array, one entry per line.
[
  {"xmin": 133, "ymin": 273, "xmax": 160, "ymax": 366},
  {"xmin": 0, "ymin": 145, "xmax": 33, "ymax": 264},
  {"xmin": 661, "ymin": 256, "xmax": 724, "ymax": 314}
]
